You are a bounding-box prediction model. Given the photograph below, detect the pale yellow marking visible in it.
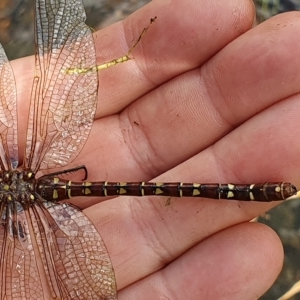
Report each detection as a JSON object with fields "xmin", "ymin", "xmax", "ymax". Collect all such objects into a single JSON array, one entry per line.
[
  {"xmin": 155, "ymin": 189, "xmax": 164, "ymax": 195},
  {"xmin": 141, "ymin": 182, "xmax": 145, "ymax": 196},
  {"xmin": 53, "ymin": 190, "xmax": 58, "ymax": 199},
  {"xmin": 118, "ymin": 182, "xmax": 128, "ymax": 194},
  {"xmin": 7, "ymin": 195, "xmax": 12, "ymax": 201},
  {"xmin": 193, "ymin": 189, "xmax": 200, "ymax": 196},
  {"xmin": 104, "ymin": 181, "xmax": 108, "ymax": 197},
  {"xmin": 275, "ymin": 186, "xmax": 281, "ymax": 193},
  {"xmin": 54, "ymin": 177, "xmax": 59, "ymax": 184},
  {"xmin": 227, "ymin": 191, "xmax": 234, "ymax": 198},
  {"xmin": 27, "ymin": 172, "xmax": 33, "ymax": 179},
  {"xmin": 82, "ymin": 181, "xmax": 92, "ymax": 195},
  {"xmin": 249, "ymin": 192, "xmax": 255, "ymax": 200},
  {"xmin": 249, "ymin": 184, "xmax": 255, "ymax": 190},
  {"xmin": 193, "ymin": 183, "xmax": 201, "ymax": 196},
  {"xmin": 30, "ymin": 194, "xmax": 35, "ymax": 200},
  {"xmin": 84, "ymin": 188, "xmax": 91, "ymax": 195},
  {"xmin": 119, "ymin": 188, "xmax": 127, "ymax": 195},
  {"xmin": 228, "ymin": 184, "xmax": 235, "ymax": 190},
  {"xmin": 63, "ymin": 17, "xmax": 157, "ymax": 75},
  {"xmin": 155, "ymin": 182, "xmax": 164, "ymax": 195},
  {"xmin": 3, "ymin": 185, "xmax": 9, "ymax": 191},
  {"xmin": 67, "ymin": 181, "xmax": 72, "ymax": 198},
  {"xmin": 59, "ymin": 181, "xmax": 68, "ymax": 189},
  {"xmin": 179, "ymin": 182, "xmax": 183, "ymax": 197}
]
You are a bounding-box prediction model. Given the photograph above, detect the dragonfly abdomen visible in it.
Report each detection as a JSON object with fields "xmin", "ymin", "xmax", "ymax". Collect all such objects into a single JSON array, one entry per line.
[
  {"xmin": 36, "ymin": 178, "xmax": 297, "ymax": 202},
  {"xmin": 94, "ymin": 182, "xmax": 296, "ymax": 201}
]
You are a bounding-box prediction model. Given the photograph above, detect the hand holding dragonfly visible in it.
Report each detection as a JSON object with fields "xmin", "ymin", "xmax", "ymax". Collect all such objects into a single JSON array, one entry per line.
[{"xmin": 11, "ymin": 0, "xmax": 300, "ymax": 299}]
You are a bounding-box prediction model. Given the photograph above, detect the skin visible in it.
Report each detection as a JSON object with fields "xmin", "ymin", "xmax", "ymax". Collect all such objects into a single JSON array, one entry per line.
[{"xmin": 11, "ymin": 0, "xmax": 300, "ymax": 299}]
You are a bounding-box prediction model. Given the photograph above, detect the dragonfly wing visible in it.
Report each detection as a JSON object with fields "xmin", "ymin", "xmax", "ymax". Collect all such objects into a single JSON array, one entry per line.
[
  {"xmin": 35, "ymin": 202, "xmax": 117, "ymax": 299},
  {"xmin": 0, "ymin": 203, "xmax": 44, "ymax": 299},
  {"xmin": 0, "ymin": 45, "xmax": 18, "ymax": 170},
  {"xmin": 25, "ymin": 0, "xmax": 98, "ymax": 172},
  {"xmin": 0, "ymin": 202, "xmax": 117, "ymax": 299}
]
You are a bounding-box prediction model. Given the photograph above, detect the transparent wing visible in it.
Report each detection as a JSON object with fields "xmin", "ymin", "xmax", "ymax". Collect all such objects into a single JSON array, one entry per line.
[
  {"xmin": 0, "ymin": 45, "xmax": 18, "ymax": 170},
  {"xmin": 25, "ymin": 0, "xmax": 98, "ymax": 172},
  {"xmin": 0, "ymin": 203, "xmax": 45, "ymax": 299},
  {"xmin": 0, "ymin": 202, "xmax": 117, "ymax": 300}
]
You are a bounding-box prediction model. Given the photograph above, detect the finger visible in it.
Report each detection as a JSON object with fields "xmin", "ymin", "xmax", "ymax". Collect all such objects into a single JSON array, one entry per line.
[
  {"xmin": 205, "ymin": 11, "xmax": 300, "ymax": 121},
  {"xmin": 119, "ymin": 223, "xmax": 283, "ymax": 299},
  {"xmin": 94, "ymin": 0, "xmax": 255, "ymax": 117}
]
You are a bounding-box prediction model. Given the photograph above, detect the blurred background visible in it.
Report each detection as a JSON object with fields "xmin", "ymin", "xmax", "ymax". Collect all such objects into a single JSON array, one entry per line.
[{"xmin": 1, "ymin": 0, "xmax": 300, "ymax": 299}]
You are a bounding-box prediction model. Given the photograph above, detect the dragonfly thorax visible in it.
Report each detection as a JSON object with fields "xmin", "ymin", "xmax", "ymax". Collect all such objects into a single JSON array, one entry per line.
[{"xmin": 0, "ymin": 169, "xmax": 36, "ymax": 206}]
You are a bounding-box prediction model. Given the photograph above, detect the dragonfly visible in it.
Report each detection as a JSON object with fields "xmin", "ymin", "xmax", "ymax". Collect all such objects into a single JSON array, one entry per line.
[{"xmin": 0, "ymin": 0, "xmax": 297, "ymax": 299}]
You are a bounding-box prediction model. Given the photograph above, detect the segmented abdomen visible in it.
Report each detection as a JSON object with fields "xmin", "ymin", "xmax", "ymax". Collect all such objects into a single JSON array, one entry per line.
[{"xmin": 37, "ymin": 179, "xmax": 297, "ymax": 202}]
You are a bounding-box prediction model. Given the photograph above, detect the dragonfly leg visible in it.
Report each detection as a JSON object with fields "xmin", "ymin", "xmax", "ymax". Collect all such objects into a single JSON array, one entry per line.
[
  {"xmin": 42, "ymin": 165, "xmax": 88, "ymax": 181},
  {"xmin": 63, "ymin": 17, "xmax": 157, "ymax": 74},
  {"xmin": 96, "ymin": 16, "xmax": 157, "ymax": 71}
]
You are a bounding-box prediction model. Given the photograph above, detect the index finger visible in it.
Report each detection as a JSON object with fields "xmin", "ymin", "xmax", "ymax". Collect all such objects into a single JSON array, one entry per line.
[{"xmin": 94, "ymin": 0, "xmax": 256, "ymax": 117}]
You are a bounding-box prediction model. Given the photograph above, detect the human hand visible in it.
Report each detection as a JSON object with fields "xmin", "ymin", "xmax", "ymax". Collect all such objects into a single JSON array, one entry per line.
[{"xmin": 14, "ymin": 0, "xmax": 300, "ymax": 298}]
